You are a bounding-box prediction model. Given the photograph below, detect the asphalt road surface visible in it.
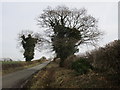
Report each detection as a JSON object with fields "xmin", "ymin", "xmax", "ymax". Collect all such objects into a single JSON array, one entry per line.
[{"xmin": 2, "ymin": 61, "xmax": 50, "ymax": 88}]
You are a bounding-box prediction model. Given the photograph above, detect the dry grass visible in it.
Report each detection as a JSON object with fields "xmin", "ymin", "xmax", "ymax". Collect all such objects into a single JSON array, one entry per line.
[
  {"xmin": 2, "ymin": 59, "xmax": 46, "ymax": 75},
  {"xmin": 23, "ymin": 40, "xmax": 120, "ymax": 89},
  {"xmin": 24, "ymin": 61, "xmax": 119, "ymax": 89},
  {"xmin": 63, "ymin": 55, "xmax": 78, "ymax": 69}
]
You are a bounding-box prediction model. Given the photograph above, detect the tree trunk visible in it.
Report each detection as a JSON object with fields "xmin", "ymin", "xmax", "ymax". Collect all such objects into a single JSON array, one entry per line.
[{"xmin": 26, "ymin": 58, "xmax": 31, "ymax": 62}]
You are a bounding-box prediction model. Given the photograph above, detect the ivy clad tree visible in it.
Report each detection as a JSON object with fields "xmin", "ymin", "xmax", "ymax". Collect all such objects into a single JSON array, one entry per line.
[
  {"xmin": 18, "ymin": 30, "xmax": 42, "ymax": 62},
  {"xmin": 37, "ymin": 6, "xmax": 103, "ymax": 67}
]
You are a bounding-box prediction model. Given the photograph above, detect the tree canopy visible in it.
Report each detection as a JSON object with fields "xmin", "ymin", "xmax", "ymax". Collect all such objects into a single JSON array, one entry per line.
[
  {"xmin": 18, "ymin": 30, "xmax": 42, "ymax": 61},
  {"xmin": 37, "ymin": 6, "xmax": 103, "ymax": 67}
]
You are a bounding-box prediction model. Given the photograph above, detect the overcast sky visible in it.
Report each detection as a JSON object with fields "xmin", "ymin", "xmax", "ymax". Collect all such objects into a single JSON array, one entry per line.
[{"xmin": 0, "ymin": 2, "xmax": 118, "ymax": 61}]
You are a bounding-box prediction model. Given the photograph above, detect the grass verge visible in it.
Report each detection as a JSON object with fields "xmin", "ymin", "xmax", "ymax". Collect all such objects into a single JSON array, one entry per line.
[
  {"xmin": 23, "ymin": 61, "xmax": 120, "ymax": 89},
  {"xmin": 2, "ymin": 59, "xmax": 47, "ymax": 75}
]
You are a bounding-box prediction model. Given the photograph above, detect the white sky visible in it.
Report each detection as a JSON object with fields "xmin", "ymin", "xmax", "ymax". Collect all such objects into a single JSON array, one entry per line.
[{"xmin": 0, "ymin": 2, "xmax": 118, "ymax": 61}]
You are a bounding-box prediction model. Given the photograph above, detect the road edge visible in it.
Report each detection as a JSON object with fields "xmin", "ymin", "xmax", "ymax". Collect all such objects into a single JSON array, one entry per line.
[{"xmin": 20, "ymin": 61, "xmax": 51, "ymax": 89}]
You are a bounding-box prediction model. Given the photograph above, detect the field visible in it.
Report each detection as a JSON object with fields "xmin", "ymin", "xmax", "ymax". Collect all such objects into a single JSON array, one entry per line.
[{"xmin": 2, "ymin": 59, "xmax": 46, "ymax": 75}]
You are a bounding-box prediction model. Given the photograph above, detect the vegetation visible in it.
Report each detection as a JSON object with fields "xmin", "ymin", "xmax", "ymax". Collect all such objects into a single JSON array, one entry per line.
[
  {"xmin": 37, "ymin": 5, "xmax": 103, "ymax": 67},
  {"xmin": 2, "ymin": 59, "xmax": 46, "ymax": 75},
  {"xmin": 23, "ymin": 40, "xmax": 120, "ymax": 88},
  {"xmin": 86, "ymin": 40, "xmax": 120, "ymax": 84},
  {"xmin": 9, "ymin": 5, "xmax": 118, "ymax": 88},
  {"xmin": 71, "ymin": 57, "xmax": 93, "ymax": 75},
  {"xmin": 62, "ymin": 55, "xmax": 78, "ymax": 69},
  {"xmin": 24, "ymin": 61, "xmax": 119, "ymax": 88},
  {"xmin": 18, "ymin": 30, "xmax": 42, "ymax": 62}
]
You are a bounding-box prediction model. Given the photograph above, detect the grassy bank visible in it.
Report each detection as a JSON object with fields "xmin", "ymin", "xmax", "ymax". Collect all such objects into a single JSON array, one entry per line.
[
  {"xmin": 22, "ymin": 40, "xmax": 120, "ymax": 88},
  {"xmin": 23, "ymin": 61, "xmax": 119, "ymax": 88},
  {"xmin": 2, "ymin": 59, "xmax": 46, "ymax": 75}
]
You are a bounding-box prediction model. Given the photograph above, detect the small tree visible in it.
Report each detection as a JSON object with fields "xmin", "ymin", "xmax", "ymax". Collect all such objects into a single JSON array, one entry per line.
[
  {"xmin": 37, "ymin": 6, "xmax": 103, "ymax": 67},
  {"xmin": 18, "ymin": 30, "xmax": 41, "ymax": 62}
]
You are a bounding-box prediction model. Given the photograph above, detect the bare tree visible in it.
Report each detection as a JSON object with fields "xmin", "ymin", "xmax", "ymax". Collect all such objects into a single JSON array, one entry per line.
[{"xmin": 37, "ymin": 6, "xmax": 103, "ymax": 67}]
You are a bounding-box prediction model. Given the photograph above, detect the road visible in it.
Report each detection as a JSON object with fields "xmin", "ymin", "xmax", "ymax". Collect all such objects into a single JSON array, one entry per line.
[{"xmin": 2, "ymin": 61, "xmax": 50, "ymax": 88}]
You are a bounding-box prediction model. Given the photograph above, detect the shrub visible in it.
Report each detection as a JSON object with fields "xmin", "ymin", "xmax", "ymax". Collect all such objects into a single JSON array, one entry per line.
[
  {"xmin": 71, "ymin": 58, "xmax": 92, "ymax": 75},
  {"xmin": 86, "ymin": 40, "xmax": 120, "ymax": 83},
  {"xmin": 87, "ymin": 40, "xmax": 120, "ymax": 73},
  {"xmin": 63, "ymin": 55, "xmax": 78, "ymax": 69}
]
